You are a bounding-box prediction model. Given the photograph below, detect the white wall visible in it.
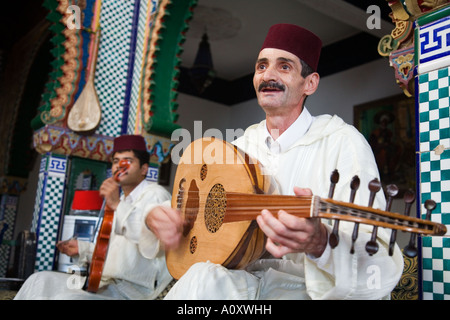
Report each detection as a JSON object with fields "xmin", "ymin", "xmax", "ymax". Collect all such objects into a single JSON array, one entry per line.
[
  {"xmin": 174, "ymin": 94, "xmax": 233, "ymax": 137},
  {"xmin": 177, "ymin": 58, "xmax": 403, "ymax": 134},
  {"xmin": 227, "ymin": 58, "xmax": 403, "ymax": 130}
]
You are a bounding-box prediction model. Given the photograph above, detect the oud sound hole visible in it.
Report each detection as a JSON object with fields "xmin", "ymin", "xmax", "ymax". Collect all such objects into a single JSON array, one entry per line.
[
  {"xmin": 204, "ymin": 184, "xmax": 226, "ymax": 233},
  {"xmin": 190, "ymin": 236, "xmax": 197, "ymax": 254}
]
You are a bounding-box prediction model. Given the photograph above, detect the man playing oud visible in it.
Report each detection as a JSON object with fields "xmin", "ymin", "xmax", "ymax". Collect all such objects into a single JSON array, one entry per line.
[{"xmin": 145, "ymin": 24, "xmax": 404, "ymax": 299}]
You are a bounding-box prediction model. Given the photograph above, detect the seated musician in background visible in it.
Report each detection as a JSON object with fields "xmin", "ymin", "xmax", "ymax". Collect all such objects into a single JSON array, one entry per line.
[
  {"xmin": 15, "ymin": 134, "xmax": 172, "ymax": 300},
  {"xmin": 145, "ymin": 24, "xmax": 404, "ymax": 299}
]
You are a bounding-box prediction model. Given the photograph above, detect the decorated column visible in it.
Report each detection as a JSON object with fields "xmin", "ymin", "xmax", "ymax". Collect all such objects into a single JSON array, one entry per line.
[
  {"xmin": 0, "ymin": 189, "xmax": 23, "ymax": 276},
  {"xmin": 414, "ymin": 5, "xmax": 450, "ymax": 300},
  {"xmin": 380, "ymin": 1, "xmax": 450, "ymax": 300},
  {"xmin": 31, "ymin": 153, "xmax": 67, "ymax": 272}
]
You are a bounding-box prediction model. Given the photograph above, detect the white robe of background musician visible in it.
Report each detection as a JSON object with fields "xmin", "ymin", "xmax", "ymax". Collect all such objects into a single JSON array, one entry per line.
[
  {"xmin": 165, "ymin": 108, "xmax": 404, "ymax": 300},
  {"xmin": 15, "ymin": 180, "xmax": 172, "ymax": 300}
]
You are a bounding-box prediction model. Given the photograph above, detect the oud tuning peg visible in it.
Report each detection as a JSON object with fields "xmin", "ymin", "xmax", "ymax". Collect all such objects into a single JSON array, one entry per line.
[
  {"xmin": 402, "ymin": 189, "xmax": 418, "ymax": 258},
  {"xmin": 349, "ymin": 176, "xmax": 365, "ymax": 254},
  {"xmin": 349, "ymin": 176, "xmax": 363, "ymax": 254},
  {"xmin": 328, "ymin": 169, "xmax": 340, "ymax": 199},
  {"xmin": 329, "ymin": 175, "xmax": 358, "ymax": 249},
  {"xmin": 349, "ymin": 175, "xmax": 360, "ymax": 203},
  {"xmin": 385, "ymin": 184, "xmax": 399, "ymax": 212},
  {"xmin": 328, "ymin": 170, "xmax": 339, "ymax": 249},
  {"xmin": 403, "ymin": 189, "xmax": 416, "ymax": 217},
  {"xmin": 385, "ymin": 185, "xmax": 400, "ymax": 256},
  {"xmin": 403, "ymin": 198, "xmax": 435, "ymax": 259},
  {"xmin": 364, "ymin": 179, "xmax": 382, "ymax": 255},
  {"xmin": 367, "ymin": 178, "xmax": 382, "ymax": 207},
  {"xmin": 424, "ymin": 199, "xmax": 436, "ymax": 221},
  {"xmin": 404, "ymin": 234, "xmax": 418, "ymax": 258}
]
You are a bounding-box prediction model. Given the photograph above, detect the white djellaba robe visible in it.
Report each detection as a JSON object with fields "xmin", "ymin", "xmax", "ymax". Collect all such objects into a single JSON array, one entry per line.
[
  {"xmin": 15, "ymin": 180, "xmax": 173, "ymax": 300},
  {"xmin": 164, "ymin": 108, "xmax": 404, "ymax": 300}
]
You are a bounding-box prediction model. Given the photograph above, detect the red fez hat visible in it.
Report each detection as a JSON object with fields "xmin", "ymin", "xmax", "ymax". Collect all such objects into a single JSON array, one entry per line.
[
  {"xmin": 261, "ymin": 24, "xmax": 322, "ymax": 71},
  {"xmin": 113, "ymin": 134, "xmax": 147, "ymax": 153}
]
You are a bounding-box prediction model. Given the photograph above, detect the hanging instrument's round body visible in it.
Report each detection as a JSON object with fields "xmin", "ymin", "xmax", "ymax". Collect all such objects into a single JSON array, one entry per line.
[{"xmin": 166, "ymin": 138, "xmax": 276, "ymax": 280}]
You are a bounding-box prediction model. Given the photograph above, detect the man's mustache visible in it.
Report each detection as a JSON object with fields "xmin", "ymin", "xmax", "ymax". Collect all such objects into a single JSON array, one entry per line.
[{"xmin": 258, "ymin": 81, "xmax": 285, "ymax": 92}]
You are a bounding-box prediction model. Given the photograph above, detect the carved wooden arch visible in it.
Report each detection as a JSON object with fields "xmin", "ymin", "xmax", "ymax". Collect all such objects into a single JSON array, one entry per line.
[
  {"xmin": 30, "ymin": 0, "xmax": 90, "ymax": 130},
  {"xmin": 140, "ymin": 0, "xmax": 198, "ymax": 137}
]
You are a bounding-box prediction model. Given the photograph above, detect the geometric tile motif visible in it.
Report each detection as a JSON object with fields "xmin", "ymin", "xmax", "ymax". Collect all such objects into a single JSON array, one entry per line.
[
  {"xmin": 418, "ymin": 67, "xmax": 450, "ymax": 152},
  {"xmin": 418, "ymin": 17, "xmax": 450, "ymax": 66},
  {"xmin": 94, "ymin": 0, "xmax": 136, "ymax": 137},
  {"xmin": 34, "ymin": 175, "xmax": 65, "ymax": 272},
  {"xmin": 0, "ymin": 195, "xmax": 18, "ymax": 277},
  {"xmin": 419, "ymin": 149, "xmax": 450, "ymax": 233},
  {"xmin": 128, "ymin": 0, "xmax": 156, "ymax": 134},
  {"xmin": 48, "ymin": 154, "xmax": 68, "ymax": 177},
  {"xmin": 31, "ymin": 170, "xmax": 45, "ymax": 234},
  {"xmin": 421, "ymin": 236, "xmax": 450, "ymax": 300},
  {"xmin": 146, "ymin": 166, "xmax": 158, "ymax": 182},
  {"xmin": 416, "ymin": 9, "xmax": 450, "ymax": 302}
]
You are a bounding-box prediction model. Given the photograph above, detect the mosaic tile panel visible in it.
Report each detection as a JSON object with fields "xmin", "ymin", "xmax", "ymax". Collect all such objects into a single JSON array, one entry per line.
[
  {"xmin": 0, "ymin": 195, "xmax": 18, "ymax": 277},
  {"xmin": 34, "ymin": 175, "xmax": 65, "ymax": 272},
  {"xmin": 31, "ymin": 158, "xmax": 46, "ymax": 234},
  {"xmin": 418, "ymin": 148, "xmax": 450, "ymax": 300},
  {"xmin": 128, "ymin": 0, "xmax": 157, "ymax": 134},
  {"xmin": 421, "ymin": 236, "xmax": 450, "ymax": 299},
  {"xmin": 419, "ymin": 149, "xmax": 450, "ymax": 231},
  {"xmin": 418, "ymin": 16, "xmax": 450, "ymax": 64},
  {"xmin": 418, "ymin": 67, "xmax": 450, "ymax": 152},
  {"xmin": 95, "ymin": 0, "xmax": 136, "ymax": 137},
  {"xmin": 32, "ymin": 154, "xmax": 67, "ymax": 272},
  {"xmin": 416, "ymin": 10, "xmax": 450, "ymax": 299},
  {"xmin": 146, "ymin": 166, "xmax": 158, "ymax": 182},
  {"xmin": 417, "ymin": 15, "xmax": 450, "ymax": 74}
]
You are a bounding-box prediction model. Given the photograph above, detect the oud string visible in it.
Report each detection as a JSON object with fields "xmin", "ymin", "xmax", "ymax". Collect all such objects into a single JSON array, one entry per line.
[{"xmin": 175, "ymin": 193, "xmax": 434, "ymax": 232}]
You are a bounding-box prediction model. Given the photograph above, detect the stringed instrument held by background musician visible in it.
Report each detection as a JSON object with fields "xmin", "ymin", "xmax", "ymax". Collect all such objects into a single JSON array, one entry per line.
[
  {"xmin": 84, "ymin": 159, "xmax": 130, "ymax": 293},
  {"xmin": 166, "ymin": 138, "xmax": 447, "ymax": 280}
]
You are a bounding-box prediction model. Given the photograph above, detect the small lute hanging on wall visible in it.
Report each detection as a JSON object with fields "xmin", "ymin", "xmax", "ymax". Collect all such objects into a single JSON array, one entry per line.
[
  {"xmin": 166, "ymin": 138, "xmax": 447, "ymax": 280},
  {"xmin": 67, "ymin": 28, "xmax": 102, "ymax": 135}
]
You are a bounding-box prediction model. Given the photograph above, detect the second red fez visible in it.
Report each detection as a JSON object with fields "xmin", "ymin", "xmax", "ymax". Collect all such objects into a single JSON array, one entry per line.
[
  {"xmin": 261, "ymin": 24, "xmax": 322, "ymax": 72},
  {"xmin": 113, "ymin": 134, "xmax": 147, "ymax": 153}
]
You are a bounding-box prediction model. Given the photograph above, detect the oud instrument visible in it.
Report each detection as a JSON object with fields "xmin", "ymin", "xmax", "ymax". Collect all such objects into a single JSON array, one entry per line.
[
  {"xmin": 84, "ymin": 159, "xmax": 130, "ymax": 293},
  {"xmin": 166, "ymin": 138, "xmax": 446, "ymax": 280}
]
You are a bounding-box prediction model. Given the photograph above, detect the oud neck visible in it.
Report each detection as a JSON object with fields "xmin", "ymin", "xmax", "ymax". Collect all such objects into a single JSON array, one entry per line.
[
  {"xmin": 222, "ymin": 193, "xmax": 318, "ymax": 223},
  {"xmin": 220, "ymin": 192, "xmax": 445, "ymax": 236}
]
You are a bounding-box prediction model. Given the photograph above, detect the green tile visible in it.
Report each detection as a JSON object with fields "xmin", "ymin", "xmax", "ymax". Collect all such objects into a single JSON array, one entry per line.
[
  {"xmin": 420, "ymin": 91, "xmax": 430, "ymax": 103},
  {"xmin": 432, "ymin": 247, "xmax": 443, "ymax": 259}
]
